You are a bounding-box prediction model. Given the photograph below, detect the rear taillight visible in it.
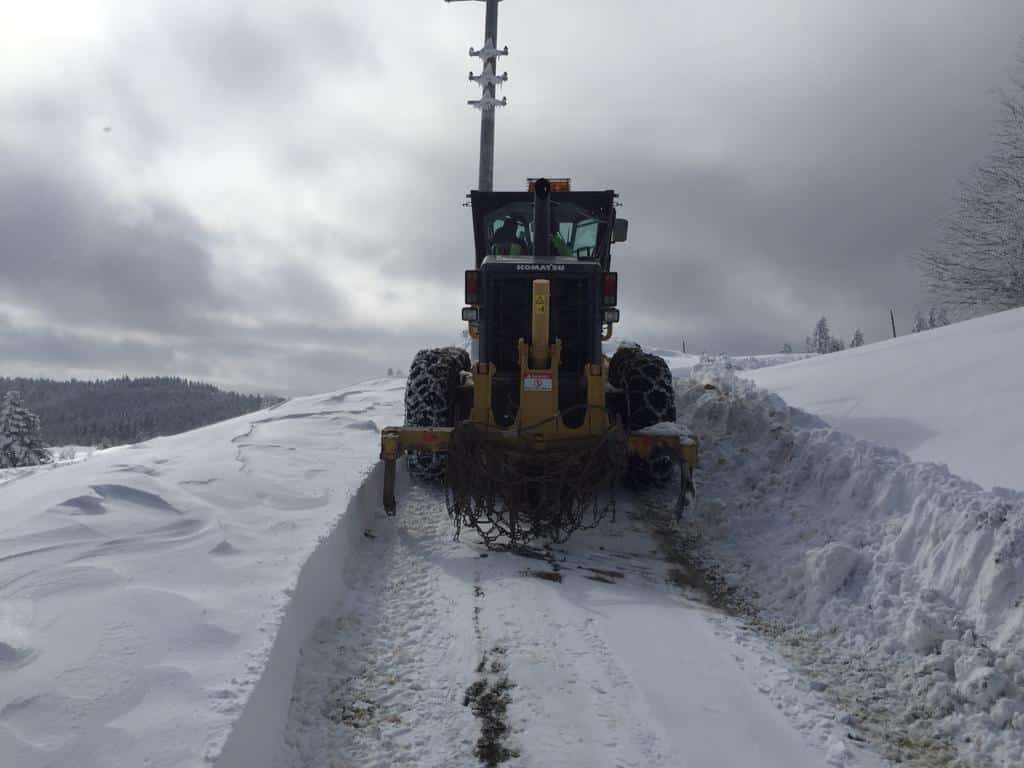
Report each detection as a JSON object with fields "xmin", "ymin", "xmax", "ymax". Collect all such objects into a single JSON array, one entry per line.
[
  {"xmin": 465, "ymin": 270, "xmax": 480, "ymax": 305},
  {"xmin": 602, "ymin": 272, "xmax": 618, "ymax": 307}
]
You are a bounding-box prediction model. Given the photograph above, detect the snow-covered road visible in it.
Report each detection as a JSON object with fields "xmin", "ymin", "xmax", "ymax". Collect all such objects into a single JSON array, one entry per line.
[{"xmin": 274, "ymin": 482, "xmax": 879, "ymax": 768}]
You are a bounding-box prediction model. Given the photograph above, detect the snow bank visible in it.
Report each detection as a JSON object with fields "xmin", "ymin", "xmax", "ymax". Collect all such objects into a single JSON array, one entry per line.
[
  {"xmin": 680, "ymin": 368, "xmax": 1024, "ymax": 765},
  {"xmin": 0, "ymin": 381, "xmax": 404, "ymax": 768},
  {"xmin": 604, "ymin": 339, "xmax": 812, "ymax": 381},
  {"xmin": 217, "ymin": 463, "xmax": 403, "ymax": 768},
  {"xmin": 747, "ymin": 307, "xmax": 1024, "ymax": 491}
]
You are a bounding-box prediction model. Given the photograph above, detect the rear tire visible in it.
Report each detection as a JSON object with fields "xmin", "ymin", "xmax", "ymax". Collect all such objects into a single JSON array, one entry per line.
[
  {"xmin": 609, "ymin": 345, "xmax": 676, "ymax": 487},
  {"xmin": 404, "ymin": 347, "xmax": 471, "ymax": 480}
]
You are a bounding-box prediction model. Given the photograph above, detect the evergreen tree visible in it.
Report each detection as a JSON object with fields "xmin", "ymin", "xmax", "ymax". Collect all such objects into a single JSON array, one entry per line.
[
  {"xmin": 912, "ymin": 311, "xmax": 929, "ymax": 333},
  {"xmin": 0, "ymin": 391, "xmax": 52, "ymax": 468},
  {"xmin": 851, "ymin": 328, "xmax": 865, "ymax": 347},
  {"xmin": 829, "ymin": 337, "xmax": 846, "ymax": 352},
  {"xmin": 0, "ymin": 376, "xmax": 277, "ymax": 447},
  {"xmin": 812, "ymin": 317, "xmax": 832, "ymax": 354},
  {"xmin": 930, "ymin": 307, "xmax": 950, "ymax": 328},
  {"xmin": 780, "ymin": 343, "xmax": 794, "ymax": 354}
]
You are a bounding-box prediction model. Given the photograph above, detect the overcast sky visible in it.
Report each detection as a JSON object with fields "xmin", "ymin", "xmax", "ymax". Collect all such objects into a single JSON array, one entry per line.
[{"xmin": 2, "ymin": 1, "xmax": 1023, "ymax": 396}]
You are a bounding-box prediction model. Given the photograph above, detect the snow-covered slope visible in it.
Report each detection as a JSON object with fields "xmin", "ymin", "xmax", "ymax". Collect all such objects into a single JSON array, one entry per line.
[
  {"xmin": 0, "ymin": 382, "xmax": 406, "ymax": 767},
  {"xmin": 747, "ymin": 307, "xmax": 1024, "ymax": 491}
]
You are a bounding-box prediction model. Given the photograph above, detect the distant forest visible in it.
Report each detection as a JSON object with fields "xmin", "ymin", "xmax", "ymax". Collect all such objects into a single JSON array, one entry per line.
[{"xmin": 0, "ymin": 376, "xmax": 284, "ymax": 447}]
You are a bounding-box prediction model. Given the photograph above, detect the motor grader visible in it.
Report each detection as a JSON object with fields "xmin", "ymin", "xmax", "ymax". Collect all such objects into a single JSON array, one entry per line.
[{"xmin": 380, "ymin": 177, "xmax": 697, "ymax": 547}]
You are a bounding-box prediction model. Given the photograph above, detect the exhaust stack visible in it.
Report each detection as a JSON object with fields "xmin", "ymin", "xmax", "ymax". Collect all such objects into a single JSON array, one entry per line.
[{"xmin": 533, "ymin": 177, "xmax": 552, "ymax": 259}]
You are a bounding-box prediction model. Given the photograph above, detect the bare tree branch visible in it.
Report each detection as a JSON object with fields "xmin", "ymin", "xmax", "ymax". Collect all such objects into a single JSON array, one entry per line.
[{"xmin": 918, "ymin": 44, "xmax": 1024, "ymax": 314}]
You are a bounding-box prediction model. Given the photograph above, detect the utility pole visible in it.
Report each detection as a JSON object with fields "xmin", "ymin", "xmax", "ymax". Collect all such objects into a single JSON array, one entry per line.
[{"xmin": 445, "ymin": 0, "xmax": 508, "ymax": 192}]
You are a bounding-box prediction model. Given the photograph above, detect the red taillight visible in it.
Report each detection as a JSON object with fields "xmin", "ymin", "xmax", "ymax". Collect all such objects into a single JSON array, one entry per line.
[
  {"xmin": 465, "ymin": 270, "xmax": 480, "ymax": 305},
  {"xmin": 602, "ymin": 272, "xmax": 618, "ymax": 307}
]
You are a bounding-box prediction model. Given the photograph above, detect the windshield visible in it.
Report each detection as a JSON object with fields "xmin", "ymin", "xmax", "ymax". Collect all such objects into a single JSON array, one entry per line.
[{"xmin": 485, "ymin": 201, "xmax": 603, "ymax": 259}]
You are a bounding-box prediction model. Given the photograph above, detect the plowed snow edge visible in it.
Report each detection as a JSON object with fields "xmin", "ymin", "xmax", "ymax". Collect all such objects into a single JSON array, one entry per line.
[
  {"xmin": 681, "ymin": 368, "xmax": 1024, "ymax": 766},
  {"xmin": 215, "ymin": 462, "xmax": 405, "ymax": 768}
]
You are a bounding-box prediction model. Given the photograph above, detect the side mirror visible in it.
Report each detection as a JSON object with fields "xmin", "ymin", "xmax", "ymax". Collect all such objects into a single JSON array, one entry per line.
[{"xmin": 612, "ymin": 218, "xmax": 629, "ymax": 244}]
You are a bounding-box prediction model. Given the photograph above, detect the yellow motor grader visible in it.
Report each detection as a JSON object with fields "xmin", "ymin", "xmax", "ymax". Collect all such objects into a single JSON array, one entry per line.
[{"xmin": 380, "ymin": 178, "xmax": 696, "ymax": 547}]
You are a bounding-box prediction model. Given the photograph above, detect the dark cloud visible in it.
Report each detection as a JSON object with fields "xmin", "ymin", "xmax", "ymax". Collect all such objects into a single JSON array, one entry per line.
[
  {"xmin": 167, "ymin": 4, "xmax": 376, "ymax": 105},
  {"xmin": 0, "ymin": 149, "xmax": 218, "ymax": 333},
  {"xmin": 485, "ymin": 1, "xmax": 1024, "ymax": 350},
  {"xmin": 0, "ymin": 147, "xmax": 451, "ymax": 394},
  {"xmin": 2, "ymin": 0, "xmax": 1024, "ymax": 394},
  {"xmin": 0, "ymin": 314, "xmax": 173, "ymax": 373}
]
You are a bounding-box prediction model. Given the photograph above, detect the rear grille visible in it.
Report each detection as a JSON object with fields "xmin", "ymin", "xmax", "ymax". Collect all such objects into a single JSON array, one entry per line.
[{"xmin": 488, "ymin": 277, "xmax": 589, "ymax": 373}]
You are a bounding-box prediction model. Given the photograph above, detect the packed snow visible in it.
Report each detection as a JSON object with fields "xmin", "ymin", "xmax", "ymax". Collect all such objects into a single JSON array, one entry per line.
[
  {"xmin": 275, "ymin": 484, "xmax": 870, "ymax": 768},
  {"xmin": 746, "ymin": 307, "xmax": 1024, "ymax": 491}
]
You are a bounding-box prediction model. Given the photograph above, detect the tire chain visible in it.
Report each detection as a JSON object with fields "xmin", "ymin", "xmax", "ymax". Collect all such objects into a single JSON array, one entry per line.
[
  {"xmin": 609, "ymin": 345, "xmax": 677, "ymax": 487},
  {"xmin": 403, "ymin": 347, "xmax": 471, "ymax": 479}
]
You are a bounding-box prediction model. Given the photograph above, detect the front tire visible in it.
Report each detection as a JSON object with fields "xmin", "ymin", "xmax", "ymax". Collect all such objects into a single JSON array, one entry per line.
[
  {"xmin": 609, "ymin": 346, "xmax": 677, "ymax": 487},
  {"xmin": 403, "ymin": 347, "xmax": 471, "ymax": 480}
]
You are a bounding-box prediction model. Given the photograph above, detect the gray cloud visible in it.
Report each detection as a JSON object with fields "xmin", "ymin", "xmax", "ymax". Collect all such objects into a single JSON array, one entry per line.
[
  {"xmin": 0, "ymin": 146, "xmax": 446, "ymax": 394},
  {"xmin": 2, "ymin": 0, "xmax": 1023, "ymax": 394},
  {"xmin": 0, "ymin": 150, "xmax": 218, "ymax": 332},
  {"xmin": 167, "ymin": 5, "xmax": 376, "ymax": 104}
]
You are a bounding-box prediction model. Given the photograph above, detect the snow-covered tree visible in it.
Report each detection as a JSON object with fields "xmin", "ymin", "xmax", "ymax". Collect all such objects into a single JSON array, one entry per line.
[
  {"xmin": 829, "ymin": 337, "xmax": 846, "ymax": 353},
  {"xmin": 850, "ymin": 328, "xmax": 865, "ymax": 347},
  {"xmin": 0, "ymin": 390, "xmax": 52, "ymax": 468},
  {"xmin": 912, "ymin": 307, "xmax": 952, "ymax": 332},
  {"xmin": 919, "ymin": 48, "xmax": 1024, "ymax": 313},
  {"xmin": 780, "ymin": 343, "xmax": 794, "ymax": 354},
  {"xmin": 928, "ymin": 307, "xmax": 950, "ymax": 328},
  {"xmin": 812, "ymin": 317, "xmax": 832, "ymax": 354},
  {"xmin": 912, "ymin": 311, "xmax": 930, "ymax": 333}
]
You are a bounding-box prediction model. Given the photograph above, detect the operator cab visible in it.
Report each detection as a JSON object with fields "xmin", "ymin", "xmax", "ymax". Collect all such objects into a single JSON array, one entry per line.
[
  {"xmin": 465, "ymin": 179, "xmax": 626, "ymax": 427},
  {"xmin": 483, "ymin": 200, "xmax": 602, "ymax": 261}
]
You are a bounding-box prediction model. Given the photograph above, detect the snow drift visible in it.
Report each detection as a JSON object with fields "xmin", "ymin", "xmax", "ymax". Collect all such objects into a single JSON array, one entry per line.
[
  {"xmin": 0, "ymin": 382, "xmax": 405, "ymax": 768},
  {"xmin": 681, "ymin": 366, "xmax": 1024, "ymax": 765},
  {"xmin": 747, "ymin": 306, "xmax": 1024, "ymax": 491}
]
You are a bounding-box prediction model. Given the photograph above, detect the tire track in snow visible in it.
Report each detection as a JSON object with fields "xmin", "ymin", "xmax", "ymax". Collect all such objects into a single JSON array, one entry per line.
[
  {"xmin": 277, "ymin": 484, "xmax": 478, "ymax": 767},
  {"xmin": 274, "ymin": 477, "xmax": 862, "ymax": 768}
]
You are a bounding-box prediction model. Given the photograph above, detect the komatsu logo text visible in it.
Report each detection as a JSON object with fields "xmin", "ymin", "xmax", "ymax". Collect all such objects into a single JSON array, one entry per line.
[{"xmin": 516, "ymin": 264, "xmax": 566, "ymax": 272}]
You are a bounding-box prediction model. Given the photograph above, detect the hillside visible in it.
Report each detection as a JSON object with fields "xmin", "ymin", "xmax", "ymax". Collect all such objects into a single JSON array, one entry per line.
[
  {"xmin": 0, "ymin": 376, "xmax": 282, "ymax": 447},
  {"xmin": 746, "ymin": 307, "xmax": 1024, "ymax": 491}
]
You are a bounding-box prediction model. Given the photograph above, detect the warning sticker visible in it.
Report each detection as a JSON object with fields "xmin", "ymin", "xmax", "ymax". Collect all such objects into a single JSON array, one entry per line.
[{"xmin": 523, "ymin": 373, "xmax": 553, "ymax": 392}]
